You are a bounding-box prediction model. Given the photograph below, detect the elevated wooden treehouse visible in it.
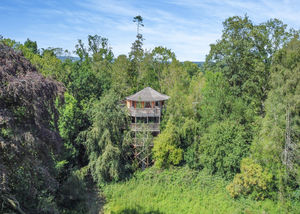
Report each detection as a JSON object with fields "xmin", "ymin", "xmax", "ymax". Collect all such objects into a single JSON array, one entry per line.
[{"xmin": 125, "ymin": 87, "xmax": 169, "ymax": 168}]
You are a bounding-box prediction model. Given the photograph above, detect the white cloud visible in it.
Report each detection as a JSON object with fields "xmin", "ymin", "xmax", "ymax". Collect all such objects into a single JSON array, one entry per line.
[{"xmin": 4, "ymin": 0, "xmax": 298, "ymax": 61}]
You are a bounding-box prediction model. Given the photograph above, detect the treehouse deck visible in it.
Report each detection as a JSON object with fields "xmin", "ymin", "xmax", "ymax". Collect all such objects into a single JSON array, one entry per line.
[
  {"xmin": 128, "ymin": 107, "xmax": 161, "ymax": 117},
  {"xmin": 130, "ymin": 123, "xmax": 160, "ymax": 132}
]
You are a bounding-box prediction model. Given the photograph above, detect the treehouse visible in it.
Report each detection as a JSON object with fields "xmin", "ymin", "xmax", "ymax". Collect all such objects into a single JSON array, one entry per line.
[
  {"xmin": 126, "ymin": 87, "xmax": 169, "ymax": 135},
  {"xmin": 126, "ymin": 87, "xmax": 169, "ymax": 168}
]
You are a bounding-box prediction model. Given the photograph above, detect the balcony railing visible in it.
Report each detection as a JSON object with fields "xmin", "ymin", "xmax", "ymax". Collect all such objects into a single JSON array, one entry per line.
[
  {"xmin": 130, "ymin": 123, "xmax": 160, "ymax": 132},
  {"xmin": 128, "ymin": 107, "xmax": 161, "ymax": 117}
]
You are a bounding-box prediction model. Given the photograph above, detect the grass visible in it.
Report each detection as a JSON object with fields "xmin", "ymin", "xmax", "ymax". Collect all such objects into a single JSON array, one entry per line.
[{"xmin": 102, "ymin": 166, "xmax": 300, "ymax": 214}]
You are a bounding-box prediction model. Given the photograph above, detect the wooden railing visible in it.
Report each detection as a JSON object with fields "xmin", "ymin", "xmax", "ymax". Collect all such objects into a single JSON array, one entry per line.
[
  {"xmin": 128, "ymin": 107, "xmax": 161, "ymax": 117},
  {"xmin": 130, "ymin": 123, "xmax": 160, "ymax": 132}
]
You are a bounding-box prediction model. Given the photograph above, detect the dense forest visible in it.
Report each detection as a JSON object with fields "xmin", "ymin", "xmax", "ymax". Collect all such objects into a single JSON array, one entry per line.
[{"xmin": 0, "ymin": 15, "xmax": 299, "ymax": 213}]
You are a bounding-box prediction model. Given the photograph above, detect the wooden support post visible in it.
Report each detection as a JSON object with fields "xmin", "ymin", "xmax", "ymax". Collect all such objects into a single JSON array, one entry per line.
[
  {"xmin": 159, "ymin": 113, "xmax": 161, "ymax": 134},
  {"xmin": 134, "ymin": 116, "xmax": 137, "ymax": 158}
]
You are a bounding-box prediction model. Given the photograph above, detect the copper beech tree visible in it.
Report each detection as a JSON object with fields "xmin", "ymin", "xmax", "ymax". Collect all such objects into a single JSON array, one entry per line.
[{"xmin": 0, "ymin": 43, "xmax": 64, "ymax": 213}]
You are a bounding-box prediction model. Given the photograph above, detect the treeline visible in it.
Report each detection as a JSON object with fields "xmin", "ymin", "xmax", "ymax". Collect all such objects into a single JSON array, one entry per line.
[
  {"xmin": 153, "ymin": 17, "xmax": 300, "ymax": 202},
  {"xmin": 0, "ymin": 15, "xmax": 299, "ymax": 213}
]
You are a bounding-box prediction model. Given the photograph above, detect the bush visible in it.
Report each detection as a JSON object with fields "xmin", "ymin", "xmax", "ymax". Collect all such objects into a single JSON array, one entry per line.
[
  {"xmin": 152, "ymin": 120, "xmax": 183, "ymax": 168},
  {"xmin": 227, "ymin": 158, "xmax": 273, "ymax": 200}
]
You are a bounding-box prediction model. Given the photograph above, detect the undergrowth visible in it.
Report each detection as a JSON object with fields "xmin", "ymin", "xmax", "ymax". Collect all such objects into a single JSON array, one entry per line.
[{"xmin": 102, "ymin": 166, "xmax": 299, "ymax": 214}]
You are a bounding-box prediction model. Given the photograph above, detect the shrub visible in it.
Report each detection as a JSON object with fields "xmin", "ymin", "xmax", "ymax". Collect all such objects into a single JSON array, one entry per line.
[
  {"xmin": 227, "ymin": 158, "xmax": 273, "ymax": 200},
  {"xmin": 153, "ymin": 120, "xmax": 183, "ymax": 168}
]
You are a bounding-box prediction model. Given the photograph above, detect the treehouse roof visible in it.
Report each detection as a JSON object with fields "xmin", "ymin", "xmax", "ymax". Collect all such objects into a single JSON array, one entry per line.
[{"xmin": 126, "ymin": 87, "xmax": 170, "ymax": 102}]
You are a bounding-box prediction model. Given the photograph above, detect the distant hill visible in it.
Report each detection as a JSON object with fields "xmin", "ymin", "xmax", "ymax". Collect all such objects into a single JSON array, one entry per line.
[
  {"xmin": 191, "ymin": 61, "xmax": 204, "ymax": 67},
  {"xmin": 57, "ymin": 56, "xmax": 204, "ymax": 67},
  {"xmin": 58, "ymin": 56, "xmax": 80, "ymax": 61}
]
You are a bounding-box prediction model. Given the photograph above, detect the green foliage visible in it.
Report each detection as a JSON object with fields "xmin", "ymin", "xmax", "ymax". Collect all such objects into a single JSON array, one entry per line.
[
  {"xmin": 19, "ymin": 43, "xmax": 67, "ymax": 81},
  {"xmin": 83, "ymin": 92, "xmax": 132, "ymax": 184},
  {"xmin": 110, "ymin": 55, "xmax": 132, "ymax": 97},
  {"xmin": 67, "ymin": 61, "xmax": 102, "ymax": 103},
  {"xmin": 58, "ymin": 92, "xmax": 80, "ymax": 140},
  {"xmin": 57, "ymin": 92, "xmax": 83, "ymax": 161},
  {"xmin": 188, "ymin": 71, "xmax": 256, "ymax": 173},
  {"xmin": 149, "ymin": 46, "xmax": 176, "ymax": 91},
  {"xmin": 251, "ymin": 37, "xmax": 300, "ymax": 195},
  {"xmin": 205, "ymin": 15, "xmax": 296, "ymax": 112},
  {"xmin": 24, "ymin": 38, "xmax": 38, "ymax": 54},
  {"xmin": 199, "ymin": 120, "xmax": 249, "ymax": 179},
  {"xmin": 152, "ymin": 46, "xmax": 176, "ymax": 64},
  {"xmin": 227, "ymin": 158, "xmax": 273, "ymax": 200},
  {"xmin": 103, "ymin": 166, "xmax": 299, "ymax": 214},
  {"xmin": 2, "ymin": 15, "xmax": 300, "ymax": 213},
  {"xmin": 197, "ymin": 71, "xmax": 233, "ymax": 126},
  {"xmin": 136, "ymin": 52, "xmax": 160, "ymax": 91},
  {"xmin": 88, "ymin": 35, "xmax": 114, "ymax": 62},
  {"xmin": 0, "ymin": 37, "xmax": 19, "ymax": 48},
  {"xmin": 68, "ymin": 35, "xmax": 114, "ymax": 103},
  {"xmin": 160, "ymin": 60, "xmax": 193, "ymax": 127},
  {"xmin": 181, "ymin": 119, "xmax": 201, "ymax": 168},
  {"xmin": 130, "ymin": 15, "xmax": 144, "ymax": 61},
  {"xmin": 180, "ymin": 118, "xmax": 201, "ymax": 150},
  {"xmin": 197, "ymin": 71, "xmax": 255, "ymax": 127},
  {"xmin": 182, "ymin": 61, "xmax": 200, "ymax": 78},
  {"xmin": 153, "ymin": 120, "xmax": 183, "ymax": 168}
]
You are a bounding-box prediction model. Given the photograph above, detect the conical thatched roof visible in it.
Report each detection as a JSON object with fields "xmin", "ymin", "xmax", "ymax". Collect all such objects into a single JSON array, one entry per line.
[{"xmin": 126, "ymin": 87, "xmax": 170, "ymax": 102}]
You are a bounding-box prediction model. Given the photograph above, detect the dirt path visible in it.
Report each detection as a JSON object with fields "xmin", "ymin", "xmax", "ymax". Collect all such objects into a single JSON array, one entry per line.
[{"xmin": 86, "ymin": 186, "xmax": 106, "ymax": 214}]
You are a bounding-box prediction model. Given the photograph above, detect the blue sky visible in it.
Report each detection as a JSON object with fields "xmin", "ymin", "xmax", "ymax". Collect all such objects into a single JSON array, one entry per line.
[{"xmin": 1, "ymin": 0, "xmax": 299, "ymax": 61}]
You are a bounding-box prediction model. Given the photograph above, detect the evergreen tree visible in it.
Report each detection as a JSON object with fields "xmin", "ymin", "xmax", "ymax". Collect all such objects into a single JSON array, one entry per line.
[
  {"xmin": 83, "ymin": 92, "xmax": 133, "ymax": 183},
  {"xmin": 129, "ymin": 15, "xmax": 145, "ymax": 90},
  {"xmin": 252, "ymin": 37, "xmax": 300, "ymax": 198}
]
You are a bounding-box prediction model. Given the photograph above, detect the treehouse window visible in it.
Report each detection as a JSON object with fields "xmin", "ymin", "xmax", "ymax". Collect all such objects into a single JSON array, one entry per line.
[
  {"xmin": 148, "ymin": 117, "xmax": 159, "ymax": 123},
  {"xmin": 137, "ymin": 117, "xmax": 147, "ymax": 123},
  {"xmin": 145, "ymin": 102, "xmax": 151, "ymax": 108},
  {"xmin": 131, "ymin": 117, "xmax": 135, "ymax": 123}
]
